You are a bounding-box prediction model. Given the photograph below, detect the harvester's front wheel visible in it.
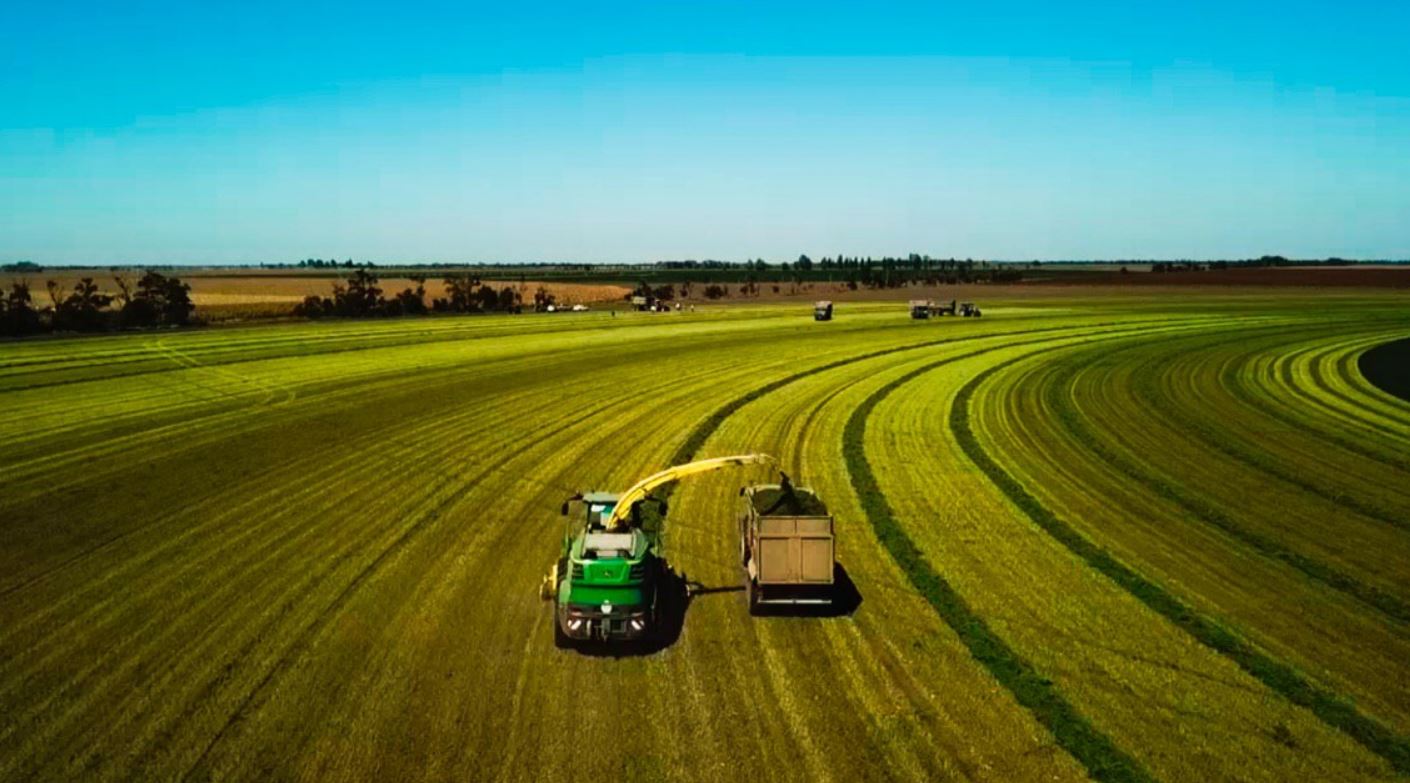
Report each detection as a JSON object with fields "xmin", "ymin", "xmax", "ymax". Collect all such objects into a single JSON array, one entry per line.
[{"xmin": 553, "ymin": 615, "xmax": 574, "ymax": 650}]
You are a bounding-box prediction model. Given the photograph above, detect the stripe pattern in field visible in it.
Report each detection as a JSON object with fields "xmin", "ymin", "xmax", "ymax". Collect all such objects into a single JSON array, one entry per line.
[{"xmin": 2, "ymin": 298, "xmax": 1409, "ymax": 781}]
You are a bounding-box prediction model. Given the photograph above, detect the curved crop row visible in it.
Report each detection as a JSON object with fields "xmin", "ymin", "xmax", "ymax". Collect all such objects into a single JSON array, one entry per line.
[{"xmin": 953, "ymin": 342, "xmax": 1410, "ymax": 775}]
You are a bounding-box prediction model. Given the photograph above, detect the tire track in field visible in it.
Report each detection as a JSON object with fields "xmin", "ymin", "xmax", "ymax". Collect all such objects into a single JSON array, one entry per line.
[
  {"xmin": 1040, "ymin": 339, "xmax": 1410, "ymax": 625},
  {"xmin": 149, "ymin": 337, "xmax": 298, "ymax": 408},
  {"xmin": 950, "ymin": 347, "xmax": 1410, "ymax": 776},
  {"xmin": 843, "ymin": 334, "xmax": 1168, "ymax": 783}
]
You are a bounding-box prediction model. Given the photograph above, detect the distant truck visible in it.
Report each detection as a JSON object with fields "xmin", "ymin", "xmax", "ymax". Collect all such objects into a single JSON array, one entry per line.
[
  {"xmin": 909, "ymin": 300, "xmax": 932, "ymax": 319},
  {"xmin": 739, "ymin": 481, "xmax": 835, "ymax": 612},
  {"xmin": 814, "ymin": 301, "xmax": 833, "ymax": 321}
]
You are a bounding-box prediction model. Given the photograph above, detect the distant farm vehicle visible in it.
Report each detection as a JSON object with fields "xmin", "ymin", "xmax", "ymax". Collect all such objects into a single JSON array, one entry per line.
[
  {"xmin": 960, "ymin": 302, "xmax": 982, "ymax": 317},
  {"xmin": 571, "ymin": 304, "xmax": 589, "ymax": 312},
  {"xmin": 543, "ymin": 454, "xmax": 778, "ymax": 647},
  {"xmin": 631, "ymin": 295, "xmax": 652, "ymax": 311},
  {"xmin": 909, "ymin": 300, "xmax": 932, "ymax": 319},
  {"xmin": 932, "ymin": 299, "xmax": 958, "ymax": 316},
  {"xmin": 739, "ymin": 479, "xmax": 835, "ymax": 612},
  {"xmin": 814, "ymin": 301, "xmax": 834, "ymax": 321}
]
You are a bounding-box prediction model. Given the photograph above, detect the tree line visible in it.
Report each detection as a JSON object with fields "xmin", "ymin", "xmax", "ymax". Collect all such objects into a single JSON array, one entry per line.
[
  {"xmin": 1, "ymin": 272, "xmax": 194, "ymax": 337},
  {"xmin": 292, "ymin": 269, "xmax": 528, "ymax": 319}
]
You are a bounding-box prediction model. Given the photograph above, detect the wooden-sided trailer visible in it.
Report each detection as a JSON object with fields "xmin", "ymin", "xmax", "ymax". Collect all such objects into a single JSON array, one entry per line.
[{"xmin": 739, "ymin": 483, "xmax": 835, "ymax": 612}]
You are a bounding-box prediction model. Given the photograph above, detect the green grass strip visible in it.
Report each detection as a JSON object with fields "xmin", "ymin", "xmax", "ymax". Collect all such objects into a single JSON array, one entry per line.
[
  {"xmin": 844, "ymin": 351, "xmax": 1157, "ymax": 783},
  {"xmin": 955, "ymin": 351, "xmax": 1410, "ymax": 775}
]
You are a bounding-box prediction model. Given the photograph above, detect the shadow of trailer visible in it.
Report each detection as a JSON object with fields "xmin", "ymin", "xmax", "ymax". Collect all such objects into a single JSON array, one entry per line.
[{"xmin": 739, "ymin": 483, "xmax": 835, "ymax": 613}]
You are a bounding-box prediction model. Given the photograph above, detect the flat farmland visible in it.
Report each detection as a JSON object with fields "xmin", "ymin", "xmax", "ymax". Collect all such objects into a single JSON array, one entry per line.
[{"xmin": 3, "ymin": 293, "xmax": 1410, "ymax": 781}]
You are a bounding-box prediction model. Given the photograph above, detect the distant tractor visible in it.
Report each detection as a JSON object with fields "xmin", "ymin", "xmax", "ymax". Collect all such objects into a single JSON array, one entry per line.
[
  {"xmin": 960, "ymin": 302, "xmax": 982, "ymax": 317},
  {"xmin": 814, "ymin": 300, "xmax": 834, "ymax": 321},
  {"xmin": 739, "ymin": 479, "xmax": 835, "ymax": 612},
  {"xmin": 909, "ymin": 300, "xmax": 932, "ymax": 319}
]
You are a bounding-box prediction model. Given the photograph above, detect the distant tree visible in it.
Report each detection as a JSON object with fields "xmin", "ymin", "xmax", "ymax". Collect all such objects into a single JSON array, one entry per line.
[
  {"xmin": 54, "ymin": 277, "xmax": 113, "ymax": 332},
  {"xmin": 475, "ymin": 284, "xmax": 500, "ymax": 312},
  {"xmin": 293, "ymin": 295, "xmax": 331, "ymax": 318},
  {"xmin": 497, "ymin": 286, "xmax": 521, "ymax": 312},
  {"xmin": 796, "ymin": 254, "xmax": 813, "ymax": 272},
  {"xmin": 443, "ymin": 273, "xmax": 480, "ymax": 312},
  {"xmin": 3, "ymin": 281, "xmax": 42, "ymax": 336},
  {"xmin": 703, "ymin": 284, "xmax": 726, "ymax": 300},
  {"xmin": 394, "ymin": 275, "xmax": 428, "ymax": 315},
  {"xmin": 334, "ymin": 269, "xmax": 382, "ymax": 316},
  {"xmin": 532, "ymin": 285, "xmax": 556, "ymax": 312},
  {"xmin": 123, "ymin": 270, "xmax": 195, "ymax": 325}
]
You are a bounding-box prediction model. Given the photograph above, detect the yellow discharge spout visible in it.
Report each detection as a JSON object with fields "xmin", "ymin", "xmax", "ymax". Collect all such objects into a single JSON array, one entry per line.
[{"xmin": 604, "ymin": 454, "xmax": 777, "ymax": 531}]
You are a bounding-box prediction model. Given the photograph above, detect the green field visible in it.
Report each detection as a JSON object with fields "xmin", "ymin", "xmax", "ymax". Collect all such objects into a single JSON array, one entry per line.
[{"xmin": 3, "ymin": 294, "xmax": 1409, "ymax": 781}]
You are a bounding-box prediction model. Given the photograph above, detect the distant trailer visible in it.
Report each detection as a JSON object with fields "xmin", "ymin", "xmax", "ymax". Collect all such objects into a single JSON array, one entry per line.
[
  {"xmin": 814, "ymin": 301, "xmax": 833, "ymax": 321},
  {"xmin": 932, "ymin": 299, "xmax": 958, "ymax": 316},
  {"xmin": 909, "ymin": 299, "xmax": 932, "ymax": 319}
]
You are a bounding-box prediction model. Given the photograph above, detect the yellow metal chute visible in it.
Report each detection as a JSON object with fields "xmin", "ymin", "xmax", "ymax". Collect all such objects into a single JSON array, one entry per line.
[{"xmin": 603, "ymin": 454, "xmax": 777, "ymax": 531}]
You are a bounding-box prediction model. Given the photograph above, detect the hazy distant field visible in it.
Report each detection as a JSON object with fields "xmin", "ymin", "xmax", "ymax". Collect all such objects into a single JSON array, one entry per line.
[{"xmin": 3, "ymin": 292, "xmax": 1409, "ymax": 781}]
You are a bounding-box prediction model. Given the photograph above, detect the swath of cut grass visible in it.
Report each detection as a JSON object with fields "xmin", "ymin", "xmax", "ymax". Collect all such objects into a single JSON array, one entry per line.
[
  {"xmin": 842, "ymin": 344, "xmax": 1156, "ymax": 783},
  {"xmin": 952, "ymin": 350, "xmax": 1410, "ymax": 775}
]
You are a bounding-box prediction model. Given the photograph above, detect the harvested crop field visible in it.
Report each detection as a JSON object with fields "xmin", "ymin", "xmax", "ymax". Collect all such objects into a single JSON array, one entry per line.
[
  {"xmin": 2, "ymin": 292, "xmax": 1409, "ymax": 781},
  {"xmin": 4, "ymin": 271, "xmax": 632, "ymax": 320}
]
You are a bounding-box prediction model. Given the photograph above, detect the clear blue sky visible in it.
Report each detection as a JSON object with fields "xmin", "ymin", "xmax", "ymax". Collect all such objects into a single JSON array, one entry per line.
[{"xmin": 3, "ymin": 1, "xmax": 1408, "ymax": 263}]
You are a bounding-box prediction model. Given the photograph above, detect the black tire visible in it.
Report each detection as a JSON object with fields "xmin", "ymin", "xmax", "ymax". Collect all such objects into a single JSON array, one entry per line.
[
  {"xmin": 746, "ymin": 578, "xmax": 759, "ymax": 616},
  {"xmin": 553, "ymin": 611, "xmax": 574, "ymax": 650}
]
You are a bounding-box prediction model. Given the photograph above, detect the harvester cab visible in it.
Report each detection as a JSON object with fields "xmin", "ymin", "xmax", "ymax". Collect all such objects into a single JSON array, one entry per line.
[{"xmin": 544, "ymin": 491, "xmax": 659, "ymax": 646}]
